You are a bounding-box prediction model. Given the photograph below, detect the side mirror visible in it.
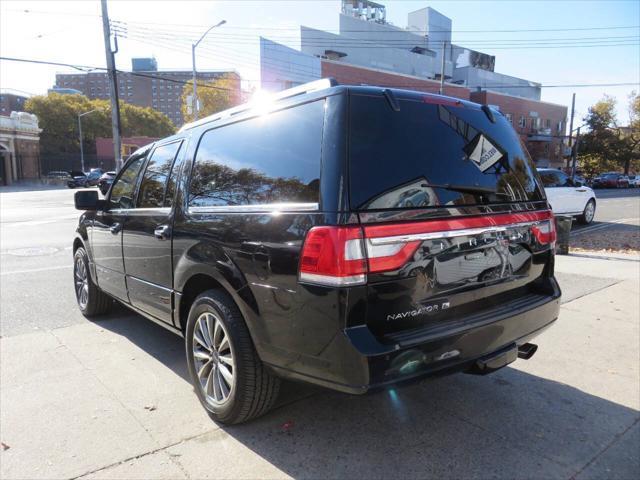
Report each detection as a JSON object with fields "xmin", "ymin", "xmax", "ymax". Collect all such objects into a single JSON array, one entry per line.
[
  {"xmin": 75, "ymin": 190, "xmax": 103, "ymax": 211},
  {"xmin": 574, "ymin": 180, "xmax": 583, "ymax": 187}
]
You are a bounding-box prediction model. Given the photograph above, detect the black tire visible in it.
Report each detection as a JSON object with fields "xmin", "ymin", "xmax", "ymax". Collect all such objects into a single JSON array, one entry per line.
[
  {"xmin": 185, "ymin": 289, "xmax": 280, "ymax": 425},
  {"xmin": 73, "ymin": 247, "xmax": 112, "ymax": 317},
  {"xmin": 578, "ymin": 199, "xmax": 596, "ymax": 225}
]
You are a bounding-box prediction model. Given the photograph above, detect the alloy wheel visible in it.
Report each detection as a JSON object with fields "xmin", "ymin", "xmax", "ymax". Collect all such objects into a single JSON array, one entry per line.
[
  {"xmin": 74, "ymin": 256, "xmax": 89, "ymax": 309},
  {"xmin": 192, "ymin": 311, "xmax": 235, "ymax": 405},
  {"xmin": 585, "ymin": 201, "xmax": 595, "ymax": 223}
]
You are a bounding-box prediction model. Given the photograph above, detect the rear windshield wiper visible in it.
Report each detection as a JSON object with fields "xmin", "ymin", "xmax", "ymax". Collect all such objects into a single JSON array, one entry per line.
[{"xmin": 420, "ymin": 183, "xmax": 513, "ymax": 198}]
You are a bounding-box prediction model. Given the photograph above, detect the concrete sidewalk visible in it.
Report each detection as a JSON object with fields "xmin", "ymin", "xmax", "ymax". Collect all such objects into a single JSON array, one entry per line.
[{"xmin": 1, "ymin": 253, "xmax": 638, "ymax": 480}]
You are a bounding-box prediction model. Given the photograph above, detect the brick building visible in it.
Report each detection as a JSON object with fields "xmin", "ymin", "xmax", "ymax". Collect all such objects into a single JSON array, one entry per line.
[
  {"xmin": 96, "ymin": 136, "xmax": 159, "ymax": 164},
  {"xmin": 471, "ymin": 91, "xmax": 568, "ymax": 167},
  {"xmin": 54, "ymin": 59, "xmax": 241, "ymax": 127},
  {"xmin": 321, "ymin": 60, "xmax": 470, "ymax": 99},
  {"xmin": 0, "ymin": 91, "xmax": 28, "ymax": 117}
]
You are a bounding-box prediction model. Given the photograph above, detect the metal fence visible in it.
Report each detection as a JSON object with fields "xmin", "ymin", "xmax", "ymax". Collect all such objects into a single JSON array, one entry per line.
[{"xmin": 40, "ymin": 154, "xmax": 116, "ymax": 175}]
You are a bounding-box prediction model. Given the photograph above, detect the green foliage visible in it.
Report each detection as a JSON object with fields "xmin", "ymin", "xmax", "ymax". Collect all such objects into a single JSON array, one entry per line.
[
  {"xmin": 188, "ymin": 162, "xmax": 317, "ymax": 207},
  {"xmin": 25, "ymin": 93, "xmax": 175, "ymax": 156},
  {"xmin": 578, "ymin": 92, "xmax": 640, "ymax": 174},
  {"xmin": 180, "ymin": 75, "xmax": 239, "ymax": 123}
]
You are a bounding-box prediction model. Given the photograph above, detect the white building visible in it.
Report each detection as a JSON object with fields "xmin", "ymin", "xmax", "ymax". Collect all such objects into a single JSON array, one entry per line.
[
  {"xmin": 0, "ymin": 112, "xmax": 42, "ymax": 185},
  {"xmin": 261, "ymin": 0, "xmax": 541, "ymax": 101}
]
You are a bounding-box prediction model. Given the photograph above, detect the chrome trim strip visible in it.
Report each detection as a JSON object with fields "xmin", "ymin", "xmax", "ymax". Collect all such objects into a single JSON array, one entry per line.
[
  {"xmin": 109, "ymin": 207, "xmax": 171, "ymax": 215},
  {"xmin": 368, "ymin": 221, "xmax": 541, "ymax": 246},
  {"xmin": 126, "ymin": 274, "xmax": 173, "ymax": 293},
  {"xmin": 188, "ymin": 203, "xmax": 319, "ymax": 214},
  {"xmin": 299, "ymin": 272, "xmax": 366, "ymax": 287}
]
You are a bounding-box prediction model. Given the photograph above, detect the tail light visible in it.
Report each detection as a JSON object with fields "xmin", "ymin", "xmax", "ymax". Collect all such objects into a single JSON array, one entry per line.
[
  {"xmin": 299, "ymin": 226, "xmax": 367, "ymax": 286},
  {"xmin": 299, "ymin": 210, "xmax": 555, "ymax": 287},
  {"xmin": 531, "ymin": 212, "xmax": 557, "ymax": 246}
]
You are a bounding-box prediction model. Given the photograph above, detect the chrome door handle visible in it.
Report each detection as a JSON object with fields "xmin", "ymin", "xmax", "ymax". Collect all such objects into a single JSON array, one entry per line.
[
  {"xmin": 154, "ymin": 225, "xmax": 171, "ymax": 240},
  {"xmin": 576, "ymin": 189, "xmax": 587, "ymax": 192},
  {"xmin": 110, "ymin": 222, "xmax": 122, "ymax": 234}
]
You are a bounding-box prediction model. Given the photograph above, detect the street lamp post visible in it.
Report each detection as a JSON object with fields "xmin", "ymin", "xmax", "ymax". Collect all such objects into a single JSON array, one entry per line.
[
  {"xmin": 78, "ymin": 109, "xmax": 99, "ymax": 172},
  {"xmin": 191, "ymin": 19, "xmax": 226, "ymax": 121}
]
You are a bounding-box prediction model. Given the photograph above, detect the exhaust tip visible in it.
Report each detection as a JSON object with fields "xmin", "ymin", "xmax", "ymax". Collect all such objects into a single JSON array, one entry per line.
[{"xmin": 518, "ymin": 343, "xmax": 538, "ymax": 360}]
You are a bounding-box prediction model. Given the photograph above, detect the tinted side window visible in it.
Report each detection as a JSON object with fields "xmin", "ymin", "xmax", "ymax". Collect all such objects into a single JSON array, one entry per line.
[
  {"xmin": 539, "ymin": 171, "xmax": 558, "ymax": 187},
  {"xmin": 188, "ymin": 100, "xmax": 324, "ymax": 208},
  {"xmin": 109, "ymin": 156, "xmax": 145, "ymax": 210},
  {"xmin": 137, "ymin": 142, "xmax": 182, "ymax": 208},
  {"xmin": 556, "ymin": 171, "xmax": 570, "ymax": 187}
]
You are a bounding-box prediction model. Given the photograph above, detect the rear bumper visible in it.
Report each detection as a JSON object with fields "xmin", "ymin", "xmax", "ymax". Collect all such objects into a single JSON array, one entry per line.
[{"xmin": 268, "ymin": 279, "xmax": 561, "ymax": 394}]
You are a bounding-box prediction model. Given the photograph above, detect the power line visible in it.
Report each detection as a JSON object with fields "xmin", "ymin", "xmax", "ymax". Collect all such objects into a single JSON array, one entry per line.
[
  {"xmin": 113, "ymin": 18, "xmax": 640, "ymax": 34},
  {"xmin": 2, "ymin": 56, "xmax": 638, "ymax": 91},
  {"xmin": 113, "ymin": 22, "xmax": 640, "ymax": 43},
  {"xmin": 0, "ymin": 57, "xmax": 238, "ymax": 93},
  {"xmin": 5, "ymin": 8, "xmax": 639, "ymax": 35},
  {"xmin": 115, "ymin": 24, "xmax": 640, "ymax": 48}
]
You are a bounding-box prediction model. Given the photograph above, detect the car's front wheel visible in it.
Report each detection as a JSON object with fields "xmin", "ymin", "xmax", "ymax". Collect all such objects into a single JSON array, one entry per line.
[
  {"xmin": 578, "ymin": 199, "xmax": 596, "ymax": 224},
  {"xmin": 73, "ymin": 247, "xmax": 112, "ymax": 317},
  {"xmin": 185, "ymin": 289, "xmax": 280, "ymax": 424}
]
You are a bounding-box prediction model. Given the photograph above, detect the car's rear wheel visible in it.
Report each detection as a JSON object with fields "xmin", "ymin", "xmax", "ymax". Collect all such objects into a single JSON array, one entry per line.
[
  {"xmin": 579, "ymin": 199, "xmax": 596, "ymax": 224},
  {"xmin": 185, "ymin": 289, "xmax": 280, "ymax": 425},
  {"xmin": 73, "ymin": 247, "xmax": 112, "ymax": 317}
]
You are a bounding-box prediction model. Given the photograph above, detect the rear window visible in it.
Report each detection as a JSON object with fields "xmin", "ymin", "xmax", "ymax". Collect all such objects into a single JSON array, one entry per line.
[{"xmin": 349, "ymin": 94, "xmax": 544, "ymax": 210}]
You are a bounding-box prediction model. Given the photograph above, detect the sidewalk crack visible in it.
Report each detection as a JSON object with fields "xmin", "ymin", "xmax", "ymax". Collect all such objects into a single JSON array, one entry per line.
[{"xmin": 569, "ymin": 416, "xmax": 640, "ymax": 480}]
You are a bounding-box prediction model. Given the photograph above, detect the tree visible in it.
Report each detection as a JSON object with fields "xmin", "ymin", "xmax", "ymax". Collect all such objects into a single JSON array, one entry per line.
[
  {"xmin": 578, "ymin": 93, "xmax": 640, "ymax": 174},
  {"xmin": 25, "ymin": 93, "xmax": 175, "ymax": 156},
  {"xmin": 180, "ymin": 75, "xmax": 240, "ymax": 123}
]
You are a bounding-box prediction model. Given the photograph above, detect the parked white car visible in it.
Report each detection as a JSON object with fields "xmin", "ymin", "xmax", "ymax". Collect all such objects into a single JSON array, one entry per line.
[
  {"xmin": 537, "ymin": 169, "xmax": 597, "ymax": 224},
  {"xmin": 627, "ymin": 175, "xmax": 640, "ymax": 187}
]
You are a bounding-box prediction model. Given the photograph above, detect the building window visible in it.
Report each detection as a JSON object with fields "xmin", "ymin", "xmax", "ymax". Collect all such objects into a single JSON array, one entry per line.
[
  {"xmin": 518, "ymin": 116, "xmax": 526, "ymax": 128},
  {"xmin": 545, "ymin": 119, "xmax": 551, "ymax": 129},
  {"xmin": 505, "ymin": 113, "xmax": 513, "ymax": 124}
]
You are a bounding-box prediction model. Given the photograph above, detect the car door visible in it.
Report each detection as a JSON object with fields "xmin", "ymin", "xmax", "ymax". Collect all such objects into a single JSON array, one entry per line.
[
  {"xmin": 554, "ymin": 171, "xmax": 582, "ymax": 213},
  {"xmin": 567, "ymin": 175, "xmax": 591, "ymax": 212},
  {"xmin": 539, "ymin": 170, "xmax": 569, "ymax": 214},
  {"xmin": 122, "ymin": 139, "xmax": 184, "ymax": 324},
  {"xmin": 92, "ymin": 153, "xmax": 147, "ymax": 301}
]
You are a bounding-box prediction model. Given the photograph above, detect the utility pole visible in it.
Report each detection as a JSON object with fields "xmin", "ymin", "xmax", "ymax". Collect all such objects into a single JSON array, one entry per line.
[
  {"xmin": 571, "ymin": 126, "xmax": 581, "ymax": 179},
  {"xmin": 439, "ymin": 41, "xmax": 446, "ymax": 95},
  {"xmin": 78, "ymin": 114, "xmax": 84, "ymax": 173},
  {"xmin": 101, "ymin": 0, "xmax": 123, "ymax": 170},
  {"xmin": 567, "ymin": 92, "xmax": 576, "ymax": 168}
]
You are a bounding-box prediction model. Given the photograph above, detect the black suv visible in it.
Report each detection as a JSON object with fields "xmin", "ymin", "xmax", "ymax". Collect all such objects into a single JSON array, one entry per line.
[{"xmin": 72, "ymin": 80, "xmax": 560, "ymax": 424}]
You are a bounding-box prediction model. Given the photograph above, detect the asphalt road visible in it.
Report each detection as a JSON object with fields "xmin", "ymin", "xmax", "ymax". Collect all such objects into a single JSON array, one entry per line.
[
  {"xmin": 0, "ymin": 186, "xmax": 638, "ymax": 337},
  {"xmin": 0, "ymin": 185, "xmax": 638, "ymax": 479},
  {"xmin": 575, "ymin": 187, "xmax": 640, "ymax": 226}
]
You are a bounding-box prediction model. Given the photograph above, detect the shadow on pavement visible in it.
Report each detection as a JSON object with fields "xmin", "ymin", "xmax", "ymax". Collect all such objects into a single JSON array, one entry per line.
[{"xmin": 94, "ymin": 309, "xmax": 639, "ymax": 479}]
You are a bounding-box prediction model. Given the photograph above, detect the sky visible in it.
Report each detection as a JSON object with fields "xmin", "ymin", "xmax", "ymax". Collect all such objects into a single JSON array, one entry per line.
[{"xmin": 1, "ymin": 0, "xmax": 639, "ymax": 127}]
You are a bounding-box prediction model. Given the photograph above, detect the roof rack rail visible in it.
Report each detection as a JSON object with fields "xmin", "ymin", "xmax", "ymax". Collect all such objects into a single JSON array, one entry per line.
[{"xmin": 179, "ymin": 77, "xmax": 339, "ymax": 132}]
